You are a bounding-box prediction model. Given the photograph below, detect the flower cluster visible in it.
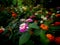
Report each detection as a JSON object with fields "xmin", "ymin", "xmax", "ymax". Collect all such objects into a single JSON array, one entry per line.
[
  {"xmin": 19, "ymin": 6, "xmax": 60, "ymax": 45},
  {"xmin": 19, "ymin": 18, "xmax": 33, "ymax": 32}
]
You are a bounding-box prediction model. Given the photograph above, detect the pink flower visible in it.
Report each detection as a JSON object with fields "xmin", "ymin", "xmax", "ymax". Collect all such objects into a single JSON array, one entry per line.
[
  {"xmin": 25, "ymin": 18, "xmax": 33, "ymax": 22},
  {"xmin": 19, "ymin": 23, "xmax": 29, "ymax": 32}
]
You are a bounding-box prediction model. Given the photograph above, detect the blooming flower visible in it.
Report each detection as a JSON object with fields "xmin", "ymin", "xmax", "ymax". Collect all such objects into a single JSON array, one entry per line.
[
  {"xmin": 25, "ymin": 18, "xmax": 33, "ymax": 22},
  {"xmin": 40, "ymin": 20, "xmax": 43, "ymax": 23},
  {"xmin": 19, "ymin": 23, "xmax": 29, "ymax": 32},
  {"xmin": 41, "ymin": 15, "xmax": 47, "ymax": 20},
  {"xmin": 43, "ymin": 17, "xmax": 47, "ymax": 20},
  {"xmin": 46, "ymin": 34, "xmax": 54, "ymax": 41},
  {"xmin": 57, "ymin": 11, "xmax": 60, "ymax": 13},
  {"xmin": 40, "ymin": 24, "xmax": 48, "ymax": 30}
]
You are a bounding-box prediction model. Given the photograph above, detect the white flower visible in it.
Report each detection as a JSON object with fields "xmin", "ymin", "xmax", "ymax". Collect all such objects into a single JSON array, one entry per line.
[
  {"xmin": 57, "ymin": 11, "xmax": 60, "ymax": 13},
  {"xmin": 40, "ymin": 20, "xmax": 43, "ymax": 23},
  {"xmin": 35, "ymin": 13, "xmax": 38, "ymax": 15},
  {"xmin": 52, "ymin": 13, "xmax": 55, "ymax": 15},
  {"xmin": 43, "ymin": 17, "xmax": 47, "ymax": 20},
  {"xmin": 41, "ymin": 15, "xmax": 47, "ymax": 20},
  {"xmin": 20, "ymin": 19, "xmax": 26, "ymax": 22}
]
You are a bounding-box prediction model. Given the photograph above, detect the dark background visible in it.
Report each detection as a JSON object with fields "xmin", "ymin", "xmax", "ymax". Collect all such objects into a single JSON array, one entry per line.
[
  {"xmin": 0, "ymin": 0, "xmax": 60, "ymax": 8},
  {"xmin": 44, "ymin": 0, "xmax": 60, "ymax": 8}
]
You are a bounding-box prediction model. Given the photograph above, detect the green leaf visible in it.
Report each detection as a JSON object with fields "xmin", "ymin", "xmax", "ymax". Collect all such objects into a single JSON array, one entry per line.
[
  {"xmin": 2, "ymin": 30, "xmax": 8, "ymax": 35},
  {"xmin": 9, "ymin": 34, "xmax": 13, "ymax": 40},
  {"xmin": 50, "ymin": 26, "xmax": 60, "ymax": 31},
  {"xmin": 34, "ymin": 30, "xmax": 41, "ymax": 36},
  {"xmin": 29, "ymin": 23, "xmax": 39, "ymax": 29},
  {"xmin": 19, "ymin": 32, "xmax": 30, "ymax": 45},
  {"xmin": 44, "ymin": 20, "xmax": 51, "ymax": 25},
  {"xmin": 40, "ymin": 30, "xmax": 50, "ymax": 45},
  {"xmin": 17, "ymin": 0, "xmax": 23, "ymax": 7},
  {"xmin": 13, "ymin": 0, "xmax": 17, "ymax": 5}
]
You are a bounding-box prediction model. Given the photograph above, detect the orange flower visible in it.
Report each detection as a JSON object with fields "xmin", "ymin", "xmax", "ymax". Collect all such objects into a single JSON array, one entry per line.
[
  {"xmin": 46, "ymin": 34, "xmax": 54, "ymax": 41},
  {"xmin": 40, "ymin": 24, "xmax": 48, "ymax": 30}
]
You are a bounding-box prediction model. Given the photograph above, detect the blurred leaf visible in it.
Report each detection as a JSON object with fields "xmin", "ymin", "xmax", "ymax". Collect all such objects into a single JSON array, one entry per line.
[
  {"xmin": 13, "ymin": 0, "xmax": 17, "ymax": 6},
  {"xmin": 29, "ymin": 23, "xmax": 39, "ymax": 29},
  {"xmin": 34, "ymin": 29, "xmax": 41, "ymax": 36},
  {"xmin": 19, "ymin": 32, "xmax": 30, "ymax": 45},
  {"xmin": 40, "ymin": 30, "xmax": 50, "ymax": 45},
  {"xmin": 18, "ymin": 0, "xmax": 22, "ymax": 7},
  {"xmin": 50, "ymin": 26, "xmax": 60, "ymax": 31},
  {"xmin": 1, "ymin": 30, "xmax": 8, "ymax": 35},
  {"xmin": 9, "ymin": 34, "xmax": 13, "ymax": 40},
  {"xmin": 44, "ymin": 20, "xmax": 52, "ymax": 26}
]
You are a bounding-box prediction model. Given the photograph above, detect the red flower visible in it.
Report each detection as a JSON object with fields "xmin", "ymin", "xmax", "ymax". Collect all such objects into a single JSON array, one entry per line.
[
  {"xmin": 56, "ymin": 14, "xmax": 60, "ymax": 17},
  {"xmin": 12, "ymin": 12, "xmax": 17, "ymax": 18},
  {"xmin": 54, "ymin": 22, "xmax": 60, "ymax": 26},
  {"xmin": 12, "ymin": 13, "xmax": 17, "ymax": 18},
  {"xmin": 55, "ymin": 37, "xmax": 60, "ymax": 44},
  {"xmin": 0, "ymin": 29, "xmax": 4, "ymax": 33},
  {"xmin": 0, "ymin": 27, "xmax": 5, "ymax": 33}
]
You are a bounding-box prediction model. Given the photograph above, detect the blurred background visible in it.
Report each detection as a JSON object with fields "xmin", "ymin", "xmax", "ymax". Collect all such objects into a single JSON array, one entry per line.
[{"xmin": 0, "ymin": 0, "xmax": 60, "ymax": 45}]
